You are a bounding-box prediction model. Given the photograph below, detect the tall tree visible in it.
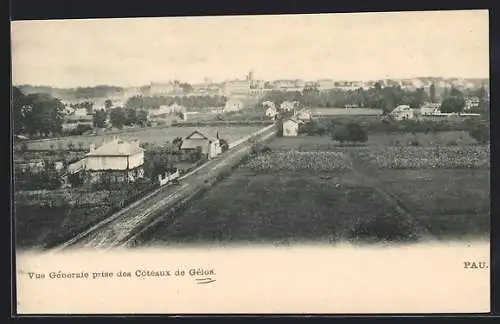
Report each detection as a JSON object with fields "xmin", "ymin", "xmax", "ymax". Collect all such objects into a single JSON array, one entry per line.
[
  {"xmin": 440, "ymin": 96, "xmax": 465, "ymax": 114},
  {"xmin": 21, "ymin": 93, "xmax": 65, "ymax": 136},
  {"xmin": 12, "ymin": 87, "xmax": 27, "ymax": 134},
  {"xmin": 93, "ymin": 109, "xmax": 108, "ymax": 128},
  {"xmin": 429, "ymin": 83, "xmax": 436, "ymax": 103},
  {"xmin": 125, "ymin": 108, "xmax": 137, "ymax": 125},
  {"xmin": 109, "ymin": 107, "xmax": 126, "ymax": 129},
  {"xmin": 104, "ymin": 99, "xmax": 113, "ymax": 109},
  {"xmin": 137, "ymin": 110, "xmax": 149, "ymax": 127},
  {"xmin": 125, "ymin": 96, "xmax": 144, "ymax": 110}
]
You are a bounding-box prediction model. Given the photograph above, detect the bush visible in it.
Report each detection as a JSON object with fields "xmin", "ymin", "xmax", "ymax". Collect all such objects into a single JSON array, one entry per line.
[
  {"xmin": 70, "ymin": 124, "xmax": 93, "ymax": 136},
  {"xmin": 469, "ymin": 124, "xmax": 489, "ymax": 144},
  {"xmin": 332, "ymin": 122, "xmax": 368, "ymax": 146},
  {"xmin": 219, "ymin": 139, "xmax": 229, "ymax": 153}
]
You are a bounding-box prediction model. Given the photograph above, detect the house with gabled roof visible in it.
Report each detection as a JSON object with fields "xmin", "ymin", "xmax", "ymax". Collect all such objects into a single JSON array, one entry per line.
[
  {"xmin": 180, "ymin": 130, "xmax": 222, "ymax": 159},
  {"xmin": 282, "ymin": 118, "xmax": 302, "ymax": 137},
  {"xmin": 68, "ymin": 136, "xmax": 145, "ymax": 185}
]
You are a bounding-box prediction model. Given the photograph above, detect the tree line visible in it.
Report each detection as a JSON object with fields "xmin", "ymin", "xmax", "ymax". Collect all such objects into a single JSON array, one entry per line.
[
  {"xmin": 124, "ymin": 95, "xmax": 227, "ymax": 110},
  {"xmin": 258, "ymin": 83, "xmax": 489, "ymax": 115}
]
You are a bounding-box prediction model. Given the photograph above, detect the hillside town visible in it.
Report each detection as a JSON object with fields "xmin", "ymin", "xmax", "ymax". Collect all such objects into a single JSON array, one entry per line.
[{"xmin": 15, "ymin": 72, "xmax": 490, "ymax": 137}]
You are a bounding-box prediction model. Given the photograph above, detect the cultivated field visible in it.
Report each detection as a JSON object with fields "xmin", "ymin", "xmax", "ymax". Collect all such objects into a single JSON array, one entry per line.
[
  {"xmin": 24, "ymin": 125, "xmax": 264, "ymax": 151},
  {"xmin": 140, "ymin": 170, "xmax": 421, "ymax": 246},
  {"xmin": 138, "ymin": 131, "xmax": 490, "ymax": 246},
  {"xmin": 15, "ymin": 183, "xmax": 155, "ymax": 248}
]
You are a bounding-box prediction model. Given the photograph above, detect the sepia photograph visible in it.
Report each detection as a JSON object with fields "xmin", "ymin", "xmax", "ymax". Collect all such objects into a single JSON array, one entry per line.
[{"xmin": 11, "ymin": 10, "xmax": 491, "ymax": 314}]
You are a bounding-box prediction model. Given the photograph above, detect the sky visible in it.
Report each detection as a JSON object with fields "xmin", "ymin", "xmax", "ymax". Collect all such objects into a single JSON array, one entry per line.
[{"xmin": 11, "ymin": 10, "xmax": 489, "ymax": 88}]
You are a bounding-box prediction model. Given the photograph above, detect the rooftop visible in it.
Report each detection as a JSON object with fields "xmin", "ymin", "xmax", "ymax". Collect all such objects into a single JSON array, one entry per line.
[{"xmin": 86, "ymin": 137, "xmax": 144, "ymax": 157}]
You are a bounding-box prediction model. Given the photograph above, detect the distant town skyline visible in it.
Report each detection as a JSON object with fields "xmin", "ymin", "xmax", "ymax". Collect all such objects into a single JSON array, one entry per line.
[{"xmin": 11, "ymin": 10, "xmax": 489, "ymax": 88}]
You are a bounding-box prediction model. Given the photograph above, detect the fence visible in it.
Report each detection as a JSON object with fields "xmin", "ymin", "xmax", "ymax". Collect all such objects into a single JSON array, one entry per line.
[{"xmin": 158, "ymin": 169, "xmax": 180, "ymax": 186}]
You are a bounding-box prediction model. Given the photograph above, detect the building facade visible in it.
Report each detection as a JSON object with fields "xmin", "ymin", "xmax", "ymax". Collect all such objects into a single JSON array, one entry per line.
[
  {"xmin": 181, "ymin": 130, "xmax": 221, "ymax": 159},
  {"xmin": 390, "ymin": 105, "xmax": 415, "ymax": 120},
  {"xmin": 282, "ymin": 119, "xmax": 300, "ymax": 137},
  {"xmin": 69, "ymin": 137, "xmax": 145, "ymax": 185}
]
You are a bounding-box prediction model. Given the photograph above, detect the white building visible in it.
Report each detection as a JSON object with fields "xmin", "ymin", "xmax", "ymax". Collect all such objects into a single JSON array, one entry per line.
[
  {"xmin": 74, "ymin": 108, "xmax": 89, "ymax": 117},
  {"xmin": 280, "ymin": 101, "xmax": 295, "ymax": 112},
  {"xmin": 316, "ymin": 79, "xmax": 336, "ymax": 90},
  {"xmin": 419, "ymin": 103, "xmax": 441, "ymax": 116},
  {"xmin": 265, "ymin": 107, "xmax": 278, "ymax": 119},
  {"xmin": 390, "ymin": 105, "xmax": 415, "ymax": 120},
  {"xmin": 464, "ymin": 96, "xmax": 481, "ymax": 111},
  {"xmin": 69, "ymin": 137, "xmax": 145, "ymax": 184},
  {"xmin": 222, "ymin": 79, "xmax": 251, "ymax": 96},
  {"xmin": 282, "ymin": 119, "xmax": 300, "ymax": 137},
  {"xmin": 262, "ymin": 101, "xmax": 276, "ymax": 110}
]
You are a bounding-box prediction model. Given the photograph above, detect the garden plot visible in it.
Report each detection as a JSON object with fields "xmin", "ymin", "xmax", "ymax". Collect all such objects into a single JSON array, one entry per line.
[{"xmin": 353, "ymin": 145, "xmax": 490, "ymax": 169}]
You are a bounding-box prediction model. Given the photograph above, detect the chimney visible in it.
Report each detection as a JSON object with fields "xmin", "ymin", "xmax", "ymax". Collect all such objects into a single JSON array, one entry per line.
[{"xmin": 89, "ymin": 144, "xmax": 95, "ymax": 152}]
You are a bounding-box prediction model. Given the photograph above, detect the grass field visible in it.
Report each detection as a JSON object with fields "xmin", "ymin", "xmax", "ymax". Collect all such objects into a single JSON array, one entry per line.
[
  {"xmin": 138, "ymin": 130, "xmax": 490, "ymax": 246},
  {"xmin": 140, "ymin": 170, "xmax": 421, "ymax": 246},
  {"xmin": 25, "ymin": 125, "xmax": 263, "ymax": 151},
  {"xmin": 15, "ymin": 205, "xmax": 108, "ymax": 249},
  {"xmin": 266, "ymin": 131, "xmax": 478, "ymax": 151},
  {"xmin": 372, "ymin": 169, "xmax": 490, "ymax": 240}
]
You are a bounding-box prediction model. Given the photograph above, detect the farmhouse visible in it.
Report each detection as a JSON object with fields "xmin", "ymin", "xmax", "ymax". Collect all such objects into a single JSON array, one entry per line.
[
  {"xmin": 262, "ymin": 101, "xmax": 276, "ymax": 109},
  {"xmin": 419, "ymin": 103, "xmax": 441, "ymax": 116},
  {"xmin": 69, "ymin": 137, "xmax": 145, "ymax": 184},
  {"xmin": 390, "ymin": 105, "xmax": 414, "ymax": 120},
  {"xmin": 265, "ymin": 106, "xmax": 278, "ymax": 119},
  {"xmin": 180, "ymin": 130, "xmax": 222, "ymax": 159},
  {"xmin": 282, "ymin": 118, "xmax": 300, "ymax": 137}
]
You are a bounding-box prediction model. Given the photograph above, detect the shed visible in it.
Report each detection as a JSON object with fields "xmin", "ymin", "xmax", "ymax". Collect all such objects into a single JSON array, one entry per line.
[
  {"xmin": 282, "ymin": 119, "xmax": 300, "ymax": 137},
  {"xmin": 180, "ymin": 130, "xmax": 221, "ymax": 159}
]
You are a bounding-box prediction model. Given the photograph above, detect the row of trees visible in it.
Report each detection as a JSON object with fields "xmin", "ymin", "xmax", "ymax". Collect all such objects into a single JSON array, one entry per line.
[
  {"xmin": 260, "ymin": 83, "xmax": 489, "ymax": 115},
  {"xmin": 108, "ymin": 107, "xmax": 149, "ymax": 129},
  {"xmin": 124, "ymin": 95, "xmax": 227, "ymax": 110},
  {"xmin": 260, "ymin": 84, "xmax": 430, "ymax": 114}
]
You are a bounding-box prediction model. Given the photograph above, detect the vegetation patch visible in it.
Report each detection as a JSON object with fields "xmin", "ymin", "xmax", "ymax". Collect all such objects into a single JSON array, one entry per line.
[
  {"xmin": 246, "ymin": 151, "xmax": 351, "ymax": 172},
  {"xmin": 353, "ymin": 145, "xmax": 490, "ymax": 169}
]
